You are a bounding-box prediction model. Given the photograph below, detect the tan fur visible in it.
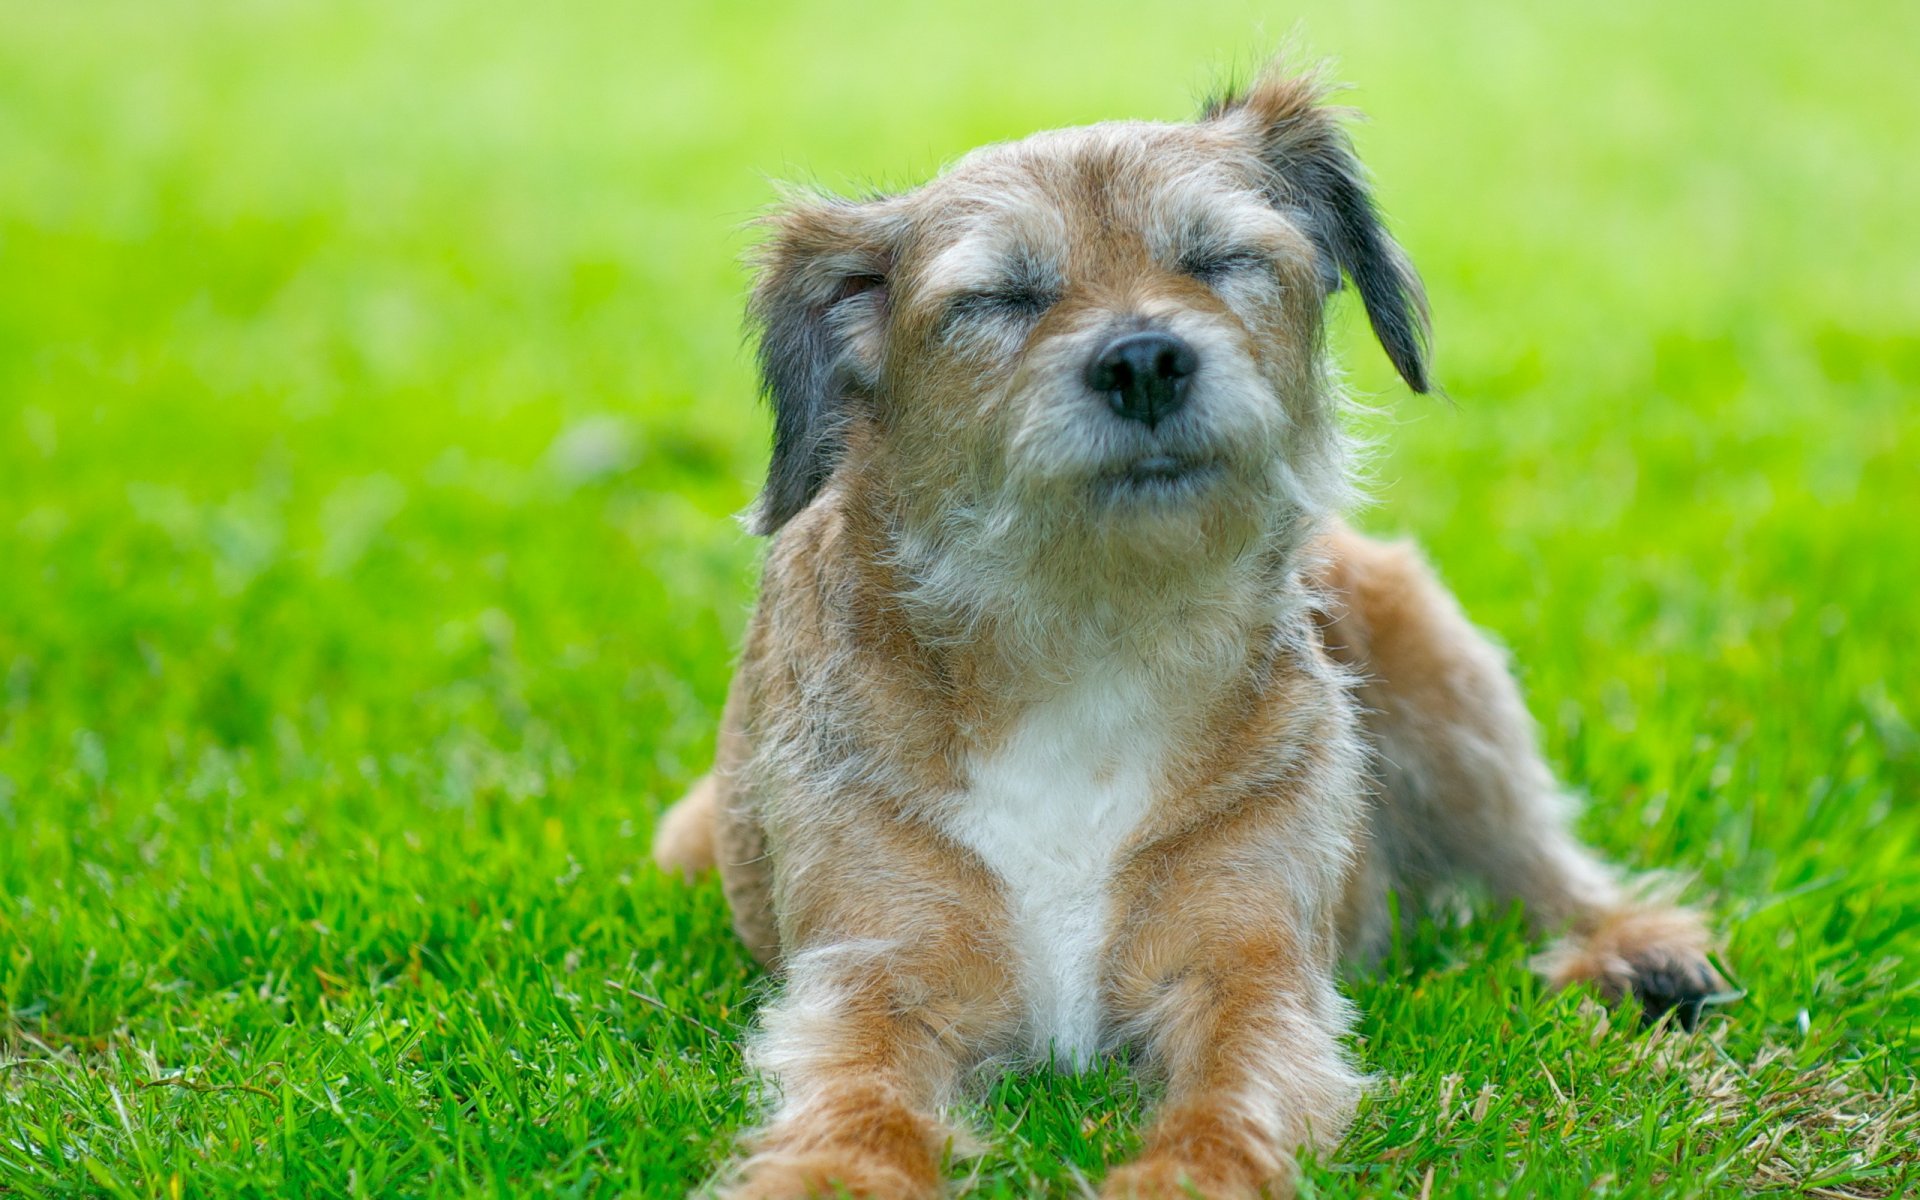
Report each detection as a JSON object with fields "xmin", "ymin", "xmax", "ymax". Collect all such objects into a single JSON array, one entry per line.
[
  {"xmin": 655, "ymin": 63, "xmax": 1726, "ymax": 1198},
  {"xmin": 652, "ymin": 773, "xmax": 718, "ymax": 881}
]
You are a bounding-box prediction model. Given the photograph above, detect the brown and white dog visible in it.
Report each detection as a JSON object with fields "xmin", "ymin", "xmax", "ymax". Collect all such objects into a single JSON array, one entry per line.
[{"xmin": 654, "ymin": 63, "xmax": 1728, "ymax": 1200}]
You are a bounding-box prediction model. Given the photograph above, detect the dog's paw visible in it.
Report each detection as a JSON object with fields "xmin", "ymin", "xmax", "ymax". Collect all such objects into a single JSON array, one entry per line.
[
  {"xmin": 720, "ymin": 1151, "xmax": 934, "ymax": 1200},
  {"xmin": 1102, "ymin": 1157, "xmax": 1282, "ymax": 1200},
  {"xmin": 1626, "ymin": 947, "xmax": 1729, "ymax": 1031},
  {"xmin": 1536, "ymin": 905, "xmax": 1731, "ymax": 1031}
]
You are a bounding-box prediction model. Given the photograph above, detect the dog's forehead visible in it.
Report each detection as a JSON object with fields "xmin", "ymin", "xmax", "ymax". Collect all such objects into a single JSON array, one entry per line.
[
  {"xmin": 952, "ymin": 119, "xmax": 1226, "ymax": 176},
  {"xmin": 905, "ymin": 120, "xmax": 1268, "ymax": 277}
]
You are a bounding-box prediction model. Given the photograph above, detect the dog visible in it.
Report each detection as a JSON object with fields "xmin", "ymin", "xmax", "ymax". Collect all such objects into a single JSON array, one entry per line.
[{"xmin": 653, "ymin": 62, "xmax": 1729, "ymax": 1200}]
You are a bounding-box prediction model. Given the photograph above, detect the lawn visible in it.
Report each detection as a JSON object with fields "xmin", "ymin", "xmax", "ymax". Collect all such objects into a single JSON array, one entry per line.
[{"xmin": 1, "ymin": 0, "xmax": 1916, "ymax": 1196}]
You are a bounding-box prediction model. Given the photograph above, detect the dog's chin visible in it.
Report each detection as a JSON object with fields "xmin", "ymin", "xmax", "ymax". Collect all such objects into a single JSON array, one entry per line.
[
  {"xmin": 1093, "ymin": 452, "xmax": 1228, "ymax": 509},
  {"xmin": 1066, "ymin": 451, "xmax": 1277, "ymax": 564}
]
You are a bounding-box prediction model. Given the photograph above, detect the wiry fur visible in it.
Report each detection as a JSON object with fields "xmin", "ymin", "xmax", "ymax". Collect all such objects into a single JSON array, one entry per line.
[{"xmin": 655, "ymin": 63, "xmax": 1728, "ymax": 1200}]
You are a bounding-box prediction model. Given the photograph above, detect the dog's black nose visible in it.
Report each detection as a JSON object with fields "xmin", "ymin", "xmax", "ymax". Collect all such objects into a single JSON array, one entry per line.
[{"xmin": 1085, "ymin": 331, "xmax": 1197, "ymax": 428}]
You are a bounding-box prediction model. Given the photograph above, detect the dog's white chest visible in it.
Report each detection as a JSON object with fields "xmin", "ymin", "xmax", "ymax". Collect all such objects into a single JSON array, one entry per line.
[{"xmin": 941, "ymin": 666, "xmax": 1167, "ymax": 1067}]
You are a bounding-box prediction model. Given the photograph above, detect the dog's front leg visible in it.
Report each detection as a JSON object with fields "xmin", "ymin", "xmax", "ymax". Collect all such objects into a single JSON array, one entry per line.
[
  {"xmin": 723, "ymin": 917, "xmax": 1019, "ymax": 1200},
  {"xmin": 1103, "ymin": 924, "xmax": 1362, "ymax": 1200}
]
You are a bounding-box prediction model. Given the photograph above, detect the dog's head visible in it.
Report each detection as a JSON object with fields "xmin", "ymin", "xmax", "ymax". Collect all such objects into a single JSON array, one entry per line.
[{"xmin": 745, "ymin": 67, "xmax": 1428, "ymax": 579}]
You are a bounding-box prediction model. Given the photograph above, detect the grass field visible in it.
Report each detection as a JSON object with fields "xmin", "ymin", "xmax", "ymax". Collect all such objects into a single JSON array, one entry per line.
[{"xmin": 2, "ymin": 1, "xmax": 1917, "ymax": 1196}]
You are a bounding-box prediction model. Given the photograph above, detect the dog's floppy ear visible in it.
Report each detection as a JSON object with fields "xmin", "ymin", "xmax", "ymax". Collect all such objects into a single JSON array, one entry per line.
[
  {"xmin": 746, "ymin": 194, "xmax": 901, "ymax": 535},
  {"xmin": 1206, "ymin": 67, "xmax": 1431, "ymax": 393}
]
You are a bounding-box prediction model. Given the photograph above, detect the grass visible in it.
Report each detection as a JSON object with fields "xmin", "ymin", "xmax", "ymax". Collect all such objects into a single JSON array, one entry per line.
[{"xmin": 1, "ymin": 0, "xmax": 1916, "ymax": 1195}]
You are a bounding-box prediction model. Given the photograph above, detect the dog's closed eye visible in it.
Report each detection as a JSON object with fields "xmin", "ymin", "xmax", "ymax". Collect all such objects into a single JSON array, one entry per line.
[
  {"xmin": 940, "ymin": 283, "xmax": 1057, "ymax": 331},
  {"xmin": 1180, "ymin": 246, "xmax": 1274, "ymax": 286}
]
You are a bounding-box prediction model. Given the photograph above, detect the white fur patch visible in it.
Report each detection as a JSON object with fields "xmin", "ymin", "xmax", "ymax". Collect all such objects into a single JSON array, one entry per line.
[{"xmin": 939, "ymin": 660, "xmax": 1169, "ymax": 1068}]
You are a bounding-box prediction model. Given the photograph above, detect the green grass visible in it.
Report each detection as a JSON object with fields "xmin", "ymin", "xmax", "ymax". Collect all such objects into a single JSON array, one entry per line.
[{"xmin": 1, "ymin": 0, "xmax": 1916, "ymax": 1196}]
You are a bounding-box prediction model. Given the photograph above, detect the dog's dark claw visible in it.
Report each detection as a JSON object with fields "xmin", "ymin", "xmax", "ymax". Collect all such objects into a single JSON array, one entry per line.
[
  {"xmin": 1631, "ymin": 959, "xmax": 1727, "ymax": 1032},
  {"xmin": 1635, "ymin": 985, "xmax": 1703, "ymax": 1031}
]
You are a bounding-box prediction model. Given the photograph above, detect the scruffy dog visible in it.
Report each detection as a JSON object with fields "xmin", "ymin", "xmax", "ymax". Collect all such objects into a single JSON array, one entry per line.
[{"xmin": 654, "ymin": 64, "xmax": 1728, "ymax": 1200}]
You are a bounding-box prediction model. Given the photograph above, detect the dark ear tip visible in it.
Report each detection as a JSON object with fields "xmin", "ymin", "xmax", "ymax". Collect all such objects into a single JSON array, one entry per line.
[
  {"xmin": 1395, "ymin": 351, "xmax": 1432, "ymax": 394},
  {"xmin": 1400, "ymin": 349, "xmax": 1432, "ymax": 393},
  {"xmin": 1373, "ymin": 309, "xmax": 1431, "ymax": 395}
]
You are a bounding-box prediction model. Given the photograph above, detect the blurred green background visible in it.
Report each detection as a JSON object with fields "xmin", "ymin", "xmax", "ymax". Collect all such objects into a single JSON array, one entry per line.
[{"xmin": 1, "ymin": 1, "xmax": 1915, "ymax": 1196}]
